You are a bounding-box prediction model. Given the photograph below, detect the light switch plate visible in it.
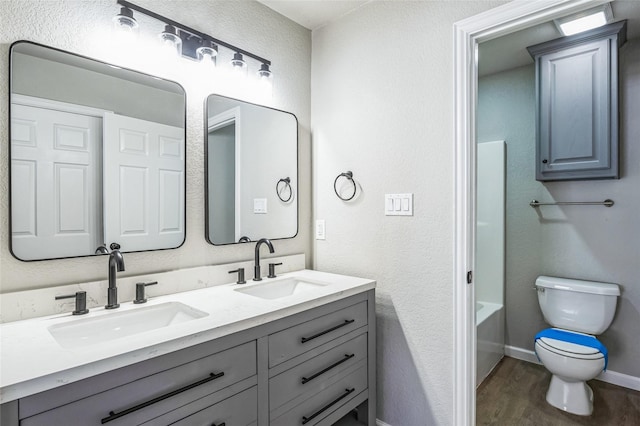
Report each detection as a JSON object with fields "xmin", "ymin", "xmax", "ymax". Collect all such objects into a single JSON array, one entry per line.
[
  {"xmin": 315, "ymin": 220, "xmax": 326, "ymax": 240},
  {"xmin": 385, "ymin": 193, "xmax": 413, "ymax": 216},
  {"xmin": 253, "ymin": 198, "xmax": 267, "ymax": 214}
]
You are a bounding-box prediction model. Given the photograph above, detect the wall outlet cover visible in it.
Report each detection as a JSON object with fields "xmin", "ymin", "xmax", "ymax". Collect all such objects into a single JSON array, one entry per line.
[
  {"xmin": 315, "ymin": 219, "xmax": 326, "ymax": 240},
  {"xmin": 254, "ymin": 198, "xmax": 267, "ymax": 214},
  {"xmin": 385, "ymin": 193, "xmax": 413, "ymax": 216}
]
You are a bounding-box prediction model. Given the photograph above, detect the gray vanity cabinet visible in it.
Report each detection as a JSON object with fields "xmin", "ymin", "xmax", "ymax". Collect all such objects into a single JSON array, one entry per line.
[
  {"xmin": 527, "ymin": 21, "xmax": 626, "ymax": 181},
  {"xmin": 2, "ymin": 290, "xmax": 375, "ymax": 426}
]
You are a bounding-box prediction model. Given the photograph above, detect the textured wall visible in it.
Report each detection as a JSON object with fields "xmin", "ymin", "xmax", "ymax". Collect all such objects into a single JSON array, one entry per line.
[
  {"xmin": 478, "ymin": 39, "xmax": 640, "ymax": 378},
  {"xmin": 0, "ymin": 0, "xmax": 311, "ymax": 293},
  {"xmin": 311, "ymin": 1, "xmax": 505, "ymax": 424}
]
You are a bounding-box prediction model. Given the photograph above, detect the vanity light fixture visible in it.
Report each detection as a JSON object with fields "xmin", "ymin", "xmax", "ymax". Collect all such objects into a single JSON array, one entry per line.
[
  {"xmin": 555, "ymin": 3, "xmax": 613, "ymax": 36},
  {"xmin": 114, "ymin": 0, "xmax": 272, "ymax": 78}
]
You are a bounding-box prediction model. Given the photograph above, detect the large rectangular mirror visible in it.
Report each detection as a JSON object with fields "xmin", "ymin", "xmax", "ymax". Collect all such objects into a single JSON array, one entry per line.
[
  {"xmin": 9, "ymin": 41, "xmax": 186, "ymax": 261},
  {"xmin": 206, "ymin": 95, "xmax": 298, "ymax": 245}
]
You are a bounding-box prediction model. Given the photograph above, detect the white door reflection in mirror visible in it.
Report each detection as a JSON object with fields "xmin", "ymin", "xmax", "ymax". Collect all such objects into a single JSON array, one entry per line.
[
  {"xmin": 11, "ymin": 103, "xmax": 102, "ymax": 260},
  {"xmin": 103, "ymin": 113, "xmax": 184, "ymax": 252}
]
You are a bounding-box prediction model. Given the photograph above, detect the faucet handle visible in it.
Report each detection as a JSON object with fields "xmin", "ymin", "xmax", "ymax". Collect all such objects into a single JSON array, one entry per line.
[
  {"xmin": 134, "ymin": 281, "xmax": 158, "ymax": 304},
  {"xmin": 55, "ymin": 291, "xmax": 89, "ymax": 315},
  {"xmin": 229, "ymin": 268, "xmax": 246, "ymax": 284},
  {"xmin": 267, "ymin": 263, "xmax": 283, "ymax": 278},
  {"xmin": 110, "ymin": 242, "xmax": 121, "ymax": 251}
]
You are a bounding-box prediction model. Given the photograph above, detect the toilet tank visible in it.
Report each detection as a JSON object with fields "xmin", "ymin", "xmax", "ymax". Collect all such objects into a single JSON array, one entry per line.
[{"xmin": 536, "ymin": 276, "xmax": 620, "ymax": 334}]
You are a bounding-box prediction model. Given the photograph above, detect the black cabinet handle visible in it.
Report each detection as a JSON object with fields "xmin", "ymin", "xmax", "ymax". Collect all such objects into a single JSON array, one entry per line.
[
  {"xmin": 301, "ymin": 388, "xmax": 355, "ymax": 424},
  {"xmin": 101, "ymin": 372, "xmax": 224, "ymax": 423},
  {"xmin": 301, "ymin": 319, "xmax": 355, "ymax": 344},
  {"xmin": 301, "ymin": 354, "xmax": 355, "ymax": 384},
  {"xmin": 211, "ymin": 423, "xmax": 226, "ymax": 426}
]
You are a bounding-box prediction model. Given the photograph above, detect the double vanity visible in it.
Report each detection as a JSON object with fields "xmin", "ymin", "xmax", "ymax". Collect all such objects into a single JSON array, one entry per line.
[
  {"xmin": 4, "ymin": 25, "xmax": 373, "ymax": 426},
  {"xmin": 0, "ymin": 266, "xmax": 376, "ymax": 426}
]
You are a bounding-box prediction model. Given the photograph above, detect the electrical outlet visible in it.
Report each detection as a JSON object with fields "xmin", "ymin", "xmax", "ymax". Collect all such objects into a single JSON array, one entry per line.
[{"xmin": 315, "ymin": 220, "xmax": 326, "ymax": 240}]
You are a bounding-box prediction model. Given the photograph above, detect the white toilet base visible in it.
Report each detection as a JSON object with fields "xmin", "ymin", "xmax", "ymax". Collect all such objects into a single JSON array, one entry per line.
[{"xmin": 545, "ymin": 374, "xmax": 594, "ymax": 416}]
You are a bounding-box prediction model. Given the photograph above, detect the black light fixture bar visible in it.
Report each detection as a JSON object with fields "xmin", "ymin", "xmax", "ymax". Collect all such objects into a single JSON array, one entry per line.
[{"xmin": 117, "ymin": 0, "xmax": 271, "ymax": 66}]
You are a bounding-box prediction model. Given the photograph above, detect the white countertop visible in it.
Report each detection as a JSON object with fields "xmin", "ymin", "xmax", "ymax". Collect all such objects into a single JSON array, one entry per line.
[{"xmin": 0, "ymin": 269, "xmax": 375, "ymax": 404}]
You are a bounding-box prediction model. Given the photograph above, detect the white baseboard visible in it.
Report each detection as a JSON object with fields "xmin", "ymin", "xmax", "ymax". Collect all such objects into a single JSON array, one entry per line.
[
  {"xmin": 504, "ymin": 345, "xmax": 541, "ymax": 364},
  {"xmin": 376, "ymin": 420, "xmax": 392, "ymax": 426},
  {"xmin": 597, "ymin": 369, "xmax": 640, "ymax": 392},
  {"xmin": 504, "ymin": 345, "xmax": 640, "ymax": 391}
]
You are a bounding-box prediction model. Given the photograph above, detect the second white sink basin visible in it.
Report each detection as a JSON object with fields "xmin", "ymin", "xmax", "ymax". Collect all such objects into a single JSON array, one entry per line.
[
  {"xmin": 234, "ymin": 277, "xmax": 328, "ymax": 300},
  {"xmin": 48, "ymin": 302, "xmax": 208, "ymax": 348}
]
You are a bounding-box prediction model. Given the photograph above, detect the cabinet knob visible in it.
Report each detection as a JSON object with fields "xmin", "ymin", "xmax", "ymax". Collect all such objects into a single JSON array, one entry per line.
[{"xmin": 542, "ymin": 159, "xmax": 548, "ymax": 164}]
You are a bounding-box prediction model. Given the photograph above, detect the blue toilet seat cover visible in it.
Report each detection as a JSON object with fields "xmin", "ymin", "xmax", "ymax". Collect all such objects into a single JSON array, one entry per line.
[{"xmin": 535, "ymin": 328, "xmax": 608, "ymax": 371}]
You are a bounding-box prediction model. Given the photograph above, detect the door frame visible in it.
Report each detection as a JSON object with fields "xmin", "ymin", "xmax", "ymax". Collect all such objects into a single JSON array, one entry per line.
[
  {"xmin": 208, "ymin": 107, "xmax": 242, "ymax": 241},
  {"xmin": 452, "ymin": 1, "xmax": 609, "ymax": 424}
]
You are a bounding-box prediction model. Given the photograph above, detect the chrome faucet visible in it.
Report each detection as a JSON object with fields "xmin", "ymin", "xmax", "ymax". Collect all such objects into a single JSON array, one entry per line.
[
  {"xmin": 253, "ymin": 238, "xmax": 274, "ymax": 281},
  {"xmin": 106, "ymin": 243, "xmax": 125, "ymax": 309}
]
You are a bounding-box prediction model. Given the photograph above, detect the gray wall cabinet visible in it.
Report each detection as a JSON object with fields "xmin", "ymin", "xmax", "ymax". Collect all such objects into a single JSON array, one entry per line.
[
  {"xmin": 528, "ymin": 21, "xmax": 627, "ymax": 181},
  {"xmin": 0, "ymin": 291, "xmax": 376, "ymax": 426}
]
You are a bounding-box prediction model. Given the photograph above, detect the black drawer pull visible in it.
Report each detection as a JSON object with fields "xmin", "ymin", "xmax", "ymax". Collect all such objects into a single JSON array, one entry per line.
[
  {"xmin": 211, "ymin": 423, "xmax": 226, "ymax": 426},
  {"xmin": 301, "ymin": 388, "xmax": 355, "ymax": 424},
  {"xmin": 301, "ymin": 354, "xmax": 355, "ymax": 384},
  {"xmin": 301, "ymin": 319, "xmax": 355, "ymax": 344},
  {"xmin": 101, "ymin": 372, "xmax": 225, "ymax": 424}
]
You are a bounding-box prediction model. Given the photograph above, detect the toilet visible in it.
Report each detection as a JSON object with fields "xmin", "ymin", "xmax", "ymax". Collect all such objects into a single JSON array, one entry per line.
[{"xmin": 534, "ymin": 276, "xmax": 620, "ymax": 416}]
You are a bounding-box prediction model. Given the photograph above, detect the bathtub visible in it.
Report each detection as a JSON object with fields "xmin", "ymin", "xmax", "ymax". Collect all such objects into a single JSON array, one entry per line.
[{"xmin": 476, "ymin": 301, "xmax": 504, "ymax": 386}]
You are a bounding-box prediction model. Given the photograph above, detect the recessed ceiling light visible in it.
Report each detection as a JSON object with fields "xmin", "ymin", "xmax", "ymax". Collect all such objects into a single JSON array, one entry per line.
[{"xmin": 555, "ymin": 3, "xmax": 613, "ymax": 36}]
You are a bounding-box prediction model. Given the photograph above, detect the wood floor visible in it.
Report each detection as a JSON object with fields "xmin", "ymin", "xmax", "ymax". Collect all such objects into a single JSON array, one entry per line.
[{"xmin": 477, "ymin": 357, "xmax": 640, "ymax": 425}]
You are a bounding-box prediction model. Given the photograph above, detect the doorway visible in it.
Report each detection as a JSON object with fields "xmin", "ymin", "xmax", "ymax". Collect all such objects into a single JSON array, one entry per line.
[{"xmin": 452, "ymin": 1, "xmax": 611, "ymax": 425}]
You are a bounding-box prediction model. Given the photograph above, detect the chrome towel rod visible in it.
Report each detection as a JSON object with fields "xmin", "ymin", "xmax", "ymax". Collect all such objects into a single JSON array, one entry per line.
[{"xmin": 530, "ymin": 199, "xmax": 614, "ymax": 208}]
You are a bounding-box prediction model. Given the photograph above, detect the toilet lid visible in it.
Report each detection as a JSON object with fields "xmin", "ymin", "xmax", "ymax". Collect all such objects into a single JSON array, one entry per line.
[{"xmin": 538, "ymin": 336, "xmax": 602, "ymax": 356}]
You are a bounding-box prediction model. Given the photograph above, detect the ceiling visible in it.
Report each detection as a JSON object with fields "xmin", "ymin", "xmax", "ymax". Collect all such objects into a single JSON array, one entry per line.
[
  {"xmin": 479, "ymin": 1, "xmax": 640, "ymax": 76},
  {"xmin": 258, "ymin": 1, "xmax": 639, "ymax": 77},
  {"xmin": 257, "ymin": 0, "xmax": 370, "ymax": 30}
]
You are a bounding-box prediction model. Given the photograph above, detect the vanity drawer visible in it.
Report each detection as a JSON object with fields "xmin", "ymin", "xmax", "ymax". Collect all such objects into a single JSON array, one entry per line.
[
  {"xmin": 270, "ymin": 363, "xmax": 367, "ymax": 426},
  {"xmin": 270, "ymin": 333, "xmax": 367, "ymax": 411},
  {"xmin": 170, "ymin": 385, "xmax": 257, "ymax": 426},
  {"xmin": 21, "ymin": 341, "xmax": 256, "ymax": 426},
  {"xmin": 269, "ymin": 301, "xmax": 367, "ymax": 367}
]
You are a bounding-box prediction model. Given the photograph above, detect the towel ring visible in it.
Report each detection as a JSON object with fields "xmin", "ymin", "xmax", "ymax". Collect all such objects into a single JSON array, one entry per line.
[
  {"xmin": 276, "ymin": 177, "xmax": 293, "ymax": 202},
  {"xmin": 334, "ymin": 171, "xmax": 357, "ymax": 201}
]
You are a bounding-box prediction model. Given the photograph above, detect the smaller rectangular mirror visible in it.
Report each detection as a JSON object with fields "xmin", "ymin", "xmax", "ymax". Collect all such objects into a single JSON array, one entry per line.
[{"xmin": 206, "ymin": 95, "xmax": 298, "ymax": 245}]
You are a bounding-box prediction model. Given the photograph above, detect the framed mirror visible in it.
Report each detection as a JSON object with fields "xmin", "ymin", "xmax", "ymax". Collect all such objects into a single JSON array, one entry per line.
[
  {"xmin": 205, "ymin": 95, "xmax": 298, "ymax": 245},
  {"xmin": 9, "ymin": 41, "xmax": 186, "ymax": 261}
]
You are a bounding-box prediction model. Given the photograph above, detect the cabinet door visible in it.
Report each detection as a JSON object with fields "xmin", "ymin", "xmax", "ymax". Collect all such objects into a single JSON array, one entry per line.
[{"xmin": 537, "ymin": 38, "xmax": 616, "ymax": 180}]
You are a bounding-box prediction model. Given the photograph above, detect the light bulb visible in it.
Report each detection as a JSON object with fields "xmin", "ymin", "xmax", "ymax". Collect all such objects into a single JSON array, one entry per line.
[
  {"xmin": 159, "ymin": 25, "xmax": 181, "ymax": 57},
  {"xmin": 231, "ymin": 52, "xmax": 247, "ymax": 72},
  {"xmin": 197, "ymin": 41, "xmax": 217, "ymax": 69},
  {"xmin": 113, "ymin": 7, "xmax": 138, "ymax": 33}
]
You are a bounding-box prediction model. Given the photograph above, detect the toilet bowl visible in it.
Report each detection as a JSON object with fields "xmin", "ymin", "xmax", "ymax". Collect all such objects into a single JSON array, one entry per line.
[
  {"xmin": 534, "ymin": 276, "xmax": 619, "ymax": 416},
  {"xmin": 535, "ymin": 329, "xmax": 606, "ymax": 415}
]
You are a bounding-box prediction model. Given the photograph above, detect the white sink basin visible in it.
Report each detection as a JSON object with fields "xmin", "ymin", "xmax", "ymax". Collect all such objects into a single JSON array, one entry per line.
[
  {"xmin": 48, "ymin": 302, "xmax": 208, "ymax": 348},
  {"xmin": 234, "ymin": 277, "xmax": 328, "ymax": 300}
]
